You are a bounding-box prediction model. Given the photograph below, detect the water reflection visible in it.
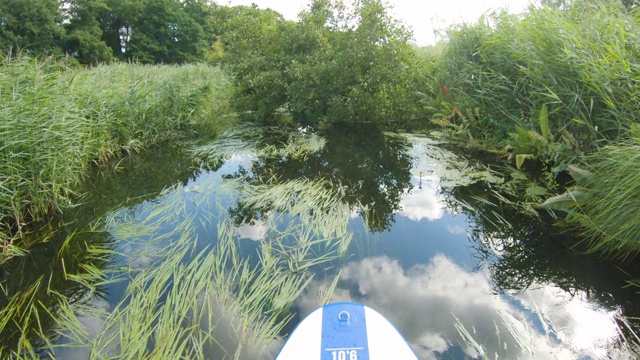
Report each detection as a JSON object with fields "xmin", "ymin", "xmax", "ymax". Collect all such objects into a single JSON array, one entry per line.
[
  {"xmin": 297, "ymin": 254, "xmax": 628, "ymax": 359},
  {"xmin": 205, "ymin": 124, "xmax": 414, "ymax": 233},
  {"xmin": 2, "ymin": 126, "xmax": 639, "ymax": 359},
  {"xmin": 0, "ymin": 143, "xmax": 203, "ymax": 354},
  {"xmin": 399, "ymin": 181, "xmax": 444, "ymax": 221},
  {"xmin": 447, "ymin": 179, "xmax": 640, "ymax": 342}
]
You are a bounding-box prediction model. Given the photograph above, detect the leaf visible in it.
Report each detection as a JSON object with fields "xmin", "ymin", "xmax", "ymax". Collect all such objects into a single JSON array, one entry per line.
[
  {"xmin": 526, "ymin": 185, "xmax": 548, "ymax": 197},
  {"xmin": 567, "ymin": 164, "xmax": 591, "ymax": 181},
  {"xmin": 571, "ymin": 118, "xmax": 591, "ymax": 128},
  {"xmin": 515, "ymin": 125, "xmax": 529, "ymax": 141},
  {"xmin": 515, "ymin": 154, "xmax": 533, "ymax": 170},
  {"xmin": 539, "ymin": 104, "xmax": 550, "ymax": 140},
  {"xmin": 510, "ymin": 170, "xmax": 528, "ymax": 181},
  {"xmin": 539, "ymin": 190, "xmax": 585, "ymax": 211}
]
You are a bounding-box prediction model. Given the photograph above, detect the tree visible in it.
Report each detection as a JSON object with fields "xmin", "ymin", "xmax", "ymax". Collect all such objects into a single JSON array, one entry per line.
[
  {"xmin": 223, "ymin": 0, "xmax": 425, "ymax": 127},
  {"xmin": 64, "ymin": 0, "xmax": 114, "ymax": 64},
  {"xmin": 219, "ymin": 5, "xmax": 292, "ymax": 119},
  {"xmin": 125, "ymin": 0, "xmax": 206, "ymax": 63},
  {"xmin": 289, "ymin": 0, "xmax": 424, "ymax": 125},
  {"xmin": 96, "ymin": 0, "xmax": 141, "ymax": 59},
  {"xmin": 0, "ymin": 0, "xmax": 65, "ymax": 55}
]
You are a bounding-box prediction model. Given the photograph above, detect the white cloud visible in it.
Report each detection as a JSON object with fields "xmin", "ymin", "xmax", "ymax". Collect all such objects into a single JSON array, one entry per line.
[
  {"xmin": 398, "ymin": 182, "xmax": 444, "ymax": 221},
  {"xmin": 296, "ymin": 255, "xmax": 629, "ymax": 359}
]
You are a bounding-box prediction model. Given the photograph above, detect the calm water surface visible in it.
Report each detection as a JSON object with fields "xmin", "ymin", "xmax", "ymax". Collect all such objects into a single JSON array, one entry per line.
[{"xmin": 2, "ymin": 124, "xmax": 639, "ymax": 359}]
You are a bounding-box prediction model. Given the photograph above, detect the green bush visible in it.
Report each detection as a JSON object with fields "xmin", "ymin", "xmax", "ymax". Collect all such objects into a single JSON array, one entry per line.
[{"xmin": 222, "ymin": 0, "xmax": 426, "ymax": 126}]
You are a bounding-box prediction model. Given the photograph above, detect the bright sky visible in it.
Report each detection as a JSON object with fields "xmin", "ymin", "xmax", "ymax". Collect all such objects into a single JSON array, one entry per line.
[{"xmin": 222, "ymin": 0, "xmax": 534, "ymax": 45}]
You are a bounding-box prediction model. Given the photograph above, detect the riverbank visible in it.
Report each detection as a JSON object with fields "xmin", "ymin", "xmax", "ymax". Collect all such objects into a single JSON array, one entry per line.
[
  {"xmin": 0, "ymin": 57, "xmax": 233, "ymax": 264},
  {"xmin": 422, "ymin": 1, "xmax": 640, "ymax": 259}
]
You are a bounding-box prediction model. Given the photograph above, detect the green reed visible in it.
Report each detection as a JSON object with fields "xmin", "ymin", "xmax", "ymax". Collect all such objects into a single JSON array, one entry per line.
[
  {"xmin": 0, "ymin": 56, "xmax": 233, "ymax": 261},
  {"xmin": 573, "ymin": 135, "xmax": 640, "ymax": 259},
  {"xmin": 428, "ymin": 1, "xmax": 640, "ymax": 260},
  {"xmin": 434, "ymin": 1, "xmax": 640, "ymax": 151},
  {"xmin": 1, "ymin": 128, "xmax": 352, "ymax": 358}
]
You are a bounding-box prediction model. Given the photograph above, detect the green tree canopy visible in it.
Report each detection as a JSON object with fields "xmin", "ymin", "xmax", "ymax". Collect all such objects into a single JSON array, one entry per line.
[
  {"xmin": 125, "ymin": 0, "xmax": 207, "ymax": 63},
  {"xmin": 0, "ymin": 0, "xmax": 66, "ymax": 55},
  {"xmin": 64, "ymin": 0, "xmax": 114, "ymax": 64},
  {"xmin": 223, "ymin": 0, "xmax": 425, "ymax": 127}
]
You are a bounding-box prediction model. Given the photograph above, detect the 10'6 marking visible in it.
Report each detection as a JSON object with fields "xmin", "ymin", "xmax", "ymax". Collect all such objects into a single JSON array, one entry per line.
[{"xmin": 330, "ymin": 350, "xmax": 358, "ymax": 360}]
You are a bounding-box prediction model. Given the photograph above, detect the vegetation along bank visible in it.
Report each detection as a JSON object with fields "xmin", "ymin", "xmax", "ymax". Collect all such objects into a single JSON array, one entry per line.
[
  {"xmin": 423, "ymin": 0, "xmax": 640, "ymax": 260},
  {"xmin": 0, "ymin": 58, "xmax": 232, "ymax": 263},
  {"xmin": 2, "ymin": 0, "xmax": 640, "ymax": 261}
]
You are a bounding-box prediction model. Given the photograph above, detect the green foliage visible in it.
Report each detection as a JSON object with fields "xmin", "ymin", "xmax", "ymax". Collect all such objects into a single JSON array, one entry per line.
[
  {"xmin": 0, "ymin": 0, "xmax": 66, "ymax": 55},
  {"xmin": 0, "ymin": 56, "xmax": 233, "ymax": 260},
  {"xmin": 223, "ymin": 0, "xmax": 426, "ymax": 126},
  {"xmin": 433, "ymin": 0, "xmax": 640, "ymax": 155},
  {"xmin": 573, "ymin": 136, "xmax": 640, "ymax": 260},
  {"xmin": 97, "ymin": 0, "xmax": 141, "ymax": 59},
  {"xmin": 424, "ymin": 0, "xmax": 640, "ymax": 260},
  {"xmin": 126, "ymin": 0, "xmax": 208, "ymax": 64},
  {"xmin": 64, "ymin": 0, "xmax": 114, "ymax": 64}
]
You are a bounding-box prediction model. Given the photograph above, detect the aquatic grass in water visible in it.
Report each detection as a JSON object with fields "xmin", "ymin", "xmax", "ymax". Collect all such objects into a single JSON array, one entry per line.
[
  {"xmin": 0, "ymin": 127, "xmax": 354, "ymax": 358},
  {"xmin": 3, "ymin": 124, "xmax": 640, "ymax": 358},
  {"xmin": 49, "ymin": 182, "xmax": 346, "ymax": 359},
  {"xmin": 193, "ymin": 126, "xmax": 326, "ymax": 165},
  {"xmin": 0, "ymin": 56, "xmax": 233, "ymax": 261}
]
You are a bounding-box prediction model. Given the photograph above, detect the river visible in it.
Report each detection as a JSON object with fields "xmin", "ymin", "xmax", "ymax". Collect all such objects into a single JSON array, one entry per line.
[{"xmin": 1, "ymin": 124, "xmax": 638, "ymax": 359}]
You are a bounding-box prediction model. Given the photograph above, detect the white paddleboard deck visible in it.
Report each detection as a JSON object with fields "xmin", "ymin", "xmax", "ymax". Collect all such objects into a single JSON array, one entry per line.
[{"xmin": 276, "ymin": 302, "xmax": 419, "ymax": 360}]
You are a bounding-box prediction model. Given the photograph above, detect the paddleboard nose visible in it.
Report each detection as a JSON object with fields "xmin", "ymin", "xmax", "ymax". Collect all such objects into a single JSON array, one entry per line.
[{"xmin": 275, "ymin": 302, "xmax": 419, "ymax": 360}]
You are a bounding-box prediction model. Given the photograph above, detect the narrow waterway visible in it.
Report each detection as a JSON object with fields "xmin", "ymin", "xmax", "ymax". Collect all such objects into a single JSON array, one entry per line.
[{"xmin": 1, "ymin": 124, "xmax": 638, "ymax": 359}]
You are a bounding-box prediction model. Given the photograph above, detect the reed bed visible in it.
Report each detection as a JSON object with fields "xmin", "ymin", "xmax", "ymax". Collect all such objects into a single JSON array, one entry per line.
[
  {"xmin": 0, "ymin": 56, "xmax": 233, "ymax": 261},
  {"xmin": 430, "ymin": 1, "xmax": 640, "ymax": 259},
  {"xmin": 573, "ymin": 135, "xmax": 640, "ymax": 259},
  {"xmin": 435, "ymin": 1, "xmax": 640, "ymax": 149}
]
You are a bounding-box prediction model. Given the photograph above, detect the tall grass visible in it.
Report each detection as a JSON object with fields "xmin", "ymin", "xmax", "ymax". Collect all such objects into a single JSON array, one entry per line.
[
  {"xmin": 427, "ymin": 1, "xmax": 640, "ymax": 259},
  {"xmin": 433, "ymin": 1, "xmax": 640, "ymax": 152},
  {"xmin": 0, "ymin": 56, "xmax": 233, "ymax": 261},
  {"xmin": 573, "ymin": 135, "xmax": 640, "ymax": 259}
]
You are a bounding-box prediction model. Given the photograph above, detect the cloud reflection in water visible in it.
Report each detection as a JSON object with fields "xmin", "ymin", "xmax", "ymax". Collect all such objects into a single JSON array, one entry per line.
[
  {"xmin": 297, "ymin": 255, "xmax": 627, "ymax": 359},
  {"xmin": 235, "ymin": 219, "xmax": 269, "ymax": 241},
  {"xmin": 399, "ymin": 179, "xmax": 444, "ymax": 222}
]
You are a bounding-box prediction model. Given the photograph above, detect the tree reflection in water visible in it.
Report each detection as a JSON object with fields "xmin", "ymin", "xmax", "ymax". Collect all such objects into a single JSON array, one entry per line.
[
  {"xmin": 443, "ymin": 179, "xmax": 640, "ymax": 348},
  {"xmin": 215, "ymin": 124, "xmax": 414, "ymax": 233}
]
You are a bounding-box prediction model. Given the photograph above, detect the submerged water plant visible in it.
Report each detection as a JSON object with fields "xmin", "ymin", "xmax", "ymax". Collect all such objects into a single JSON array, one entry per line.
[{"xmin": 0, "ymin": 127, "xmax": 360, "ymax": 358}]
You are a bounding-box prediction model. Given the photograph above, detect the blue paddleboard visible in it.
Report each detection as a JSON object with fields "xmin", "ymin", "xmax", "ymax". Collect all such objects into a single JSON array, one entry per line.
[{"xmin": 276, "ymin": 302, "xmax": 419, "ymax": 360}]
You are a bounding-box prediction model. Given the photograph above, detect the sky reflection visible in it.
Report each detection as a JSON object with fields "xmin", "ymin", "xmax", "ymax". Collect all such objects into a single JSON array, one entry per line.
[
  {"xmin": 399, "ymin": 179, "xmax": 444, "ymax": 222},
  {"xmin": 296, "ymin": 254, "xmax": 628, "ymax": 359},
  {"xmin": 52, "ymin": 129, "xmax": 635, "ymax": 360}
]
